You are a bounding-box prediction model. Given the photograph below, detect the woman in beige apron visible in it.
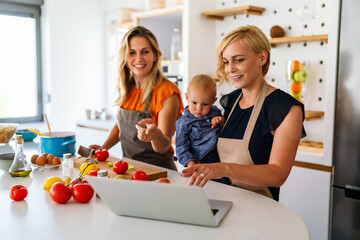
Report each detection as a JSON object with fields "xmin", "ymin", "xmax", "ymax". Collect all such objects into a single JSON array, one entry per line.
[
  {"xmin": 182, "ymin": 25, "xmax": 305, "ymax": 201},
  {"xmin": 90, "ymin": 26, "xmax": 182, "ymax": 171}
]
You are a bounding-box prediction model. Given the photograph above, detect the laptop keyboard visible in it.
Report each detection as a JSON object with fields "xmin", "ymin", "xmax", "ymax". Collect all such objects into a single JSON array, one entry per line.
[{"xmin": 211, "ymin": 208, "xmax": 219, "ymax": 216}]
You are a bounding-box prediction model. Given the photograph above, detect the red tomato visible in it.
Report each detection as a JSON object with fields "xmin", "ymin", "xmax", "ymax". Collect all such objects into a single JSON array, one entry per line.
[
  {"xmin": 69, "ymin": 178, "xmax": 88, "ymax": 191},
  {"xmin": 132, "ymin": 171, "xmax": 149, "ymax": 181},
  {"xmin": 50, "ymin": 182, "xmax": 72, "ymax": 204},
  {"xmin": 87, "ymin": 170, "xmax": 98, "ymax": 176},
  {"xmin": 72, "ymin": 183, "xmax": 94, "ymax": 203},
  {"xmin": 10, "ymin": 185, "xmax": 28, "ymax": 201},
  {"xmin": 95, "ymin": 149, "xmax": 109, "ymax": 161},
  {"xmin": 113, "ymin": 161, "xmax": 128, "ymax": 174}
]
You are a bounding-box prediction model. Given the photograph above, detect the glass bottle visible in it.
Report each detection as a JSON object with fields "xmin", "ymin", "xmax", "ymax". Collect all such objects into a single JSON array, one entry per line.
[
  {"xmin": 62, "ymin": 153, "xmax": 74, "ymax": 177},
  {"xmin": 9, "ymin": 135, "xmax": 32, "ymax": 177},
  {"xmin": 96, "ymin": 170, "xmax": 108, "ymax": 198},
  {"xmin": 170, "ymin": 26, "xmax": 182, "ymax": 60}
]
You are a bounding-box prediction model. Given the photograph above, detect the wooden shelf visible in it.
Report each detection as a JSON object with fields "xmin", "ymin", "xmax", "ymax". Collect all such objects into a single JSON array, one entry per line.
[
  {"xmin": 162, "ymin": 59, "xmax": 182, "ymax": 64},
  {"xmin": 108, "ymin": 20, "xmax": 133, "ymax": 30},
  {"xmin": 201, "ymin": 5, "xmax": 266, "ymax": 20},
  {"xmin": 135, "ymin": 6, "xmax": 183, "ymax": 20},
  {"xmin": 305, "ymin": 111, "xmax": 324, "ymax": 121},
  {"xmin": 269, "ymin": 34, "xmax": 328, "ymax": 47},
  {"xmin": 298, "ymin": 141, "xmax": 323, "ymax": 155}
]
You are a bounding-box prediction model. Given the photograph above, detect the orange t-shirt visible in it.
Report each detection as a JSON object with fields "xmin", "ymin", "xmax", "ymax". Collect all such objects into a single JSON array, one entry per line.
[{"xmin": 121, "ymin": 80, "xmax": 184, "ymax": 153}]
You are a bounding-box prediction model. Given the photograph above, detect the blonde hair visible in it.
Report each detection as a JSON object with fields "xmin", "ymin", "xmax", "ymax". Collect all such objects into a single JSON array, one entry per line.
[
  {"xmin": 115, "ymin": 26, "xmax": 165, "ymax": 106},
  {"xmin": 216, "ymin": 25, "xmax": 271, "ymax": 85},
  {"xmin": 188, "ymin": 74, "xmax": 217, "ymax": 99}
]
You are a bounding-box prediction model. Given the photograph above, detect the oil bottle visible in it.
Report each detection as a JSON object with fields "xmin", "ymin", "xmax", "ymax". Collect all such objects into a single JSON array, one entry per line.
[{"xmin": 9, "ymin": 135, "xmax": 32, "ymax": 177}]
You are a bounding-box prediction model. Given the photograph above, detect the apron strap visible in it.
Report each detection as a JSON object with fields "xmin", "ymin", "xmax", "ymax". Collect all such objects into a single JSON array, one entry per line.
[
  {"xmin": 143, "ymin": 91, "xmax": 152, "ymax": 111},
  {"xmin": 243, "ymin": 81, "xmax": 269, "ymax": 140}
]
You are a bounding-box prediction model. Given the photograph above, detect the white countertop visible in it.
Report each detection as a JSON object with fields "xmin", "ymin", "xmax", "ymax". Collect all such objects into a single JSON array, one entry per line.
[{"xmin": 0, "ymin": 142, "xmax": 309, "ymax": 240}]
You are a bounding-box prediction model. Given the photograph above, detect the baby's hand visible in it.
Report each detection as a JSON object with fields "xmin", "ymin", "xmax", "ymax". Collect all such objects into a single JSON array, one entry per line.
[{"xmin": 211, "ymin": 116, "xmax": 225, "ymax": 128}]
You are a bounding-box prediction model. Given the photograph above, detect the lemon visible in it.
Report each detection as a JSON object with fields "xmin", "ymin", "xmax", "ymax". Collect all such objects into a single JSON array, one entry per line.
[
  {"xmin": 115, "ymin": 175, "xmax": 128, "ymax": 179},
  {"xmin": 79, "ymin": 162, "xmax": 99, "ymax": 176},
  {"xmin": 63, "ymin": 177, "xmax": 72, "ymax": 187},
  {"xmin": 43, "ymin": 176, "xmax": 64, "ymax": 192}
]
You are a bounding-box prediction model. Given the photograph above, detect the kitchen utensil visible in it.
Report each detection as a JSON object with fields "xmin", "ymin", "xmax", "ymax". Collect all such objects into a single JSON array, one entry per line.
[
  {"xmin": 78, "ymin": 145, "xmax": 95, "ymax": 158},
  {"xmin": 73, "ymin": 156, "xmax": 167, "ymax": 180},
  {"xmin": 40, "ymin": 131, "xmax": 76, "ymax": 157},
  {"xmin": 15, "ymin": 129, "xmax": 38, "ymax": 141},
  {"xmin": 44, "ymin": 113, "xmax": 53, "ymax": 136},
  {"xmin": 28, "ymin": 128, "xmax": 45, "ymax": 136}
]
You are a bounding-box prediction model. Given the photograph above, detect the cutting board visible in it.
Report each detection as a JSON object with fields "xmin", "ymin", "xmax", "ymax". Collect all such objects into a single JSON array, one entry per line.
[{"xmin": 73, "ymin": 156, "xmax": 167, "ymax": 181}]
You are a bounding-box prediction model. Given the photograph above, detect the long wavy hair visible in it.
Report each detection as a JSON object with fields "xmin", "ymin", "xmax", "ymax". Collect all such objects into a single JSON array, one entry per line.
[
  {"xmin": 216, "ymin": 25, "xmax": 271, "ymax": 85},
  {"xmin": 115, "ymin": 26, "xmax": 165, "ymax": 107}
]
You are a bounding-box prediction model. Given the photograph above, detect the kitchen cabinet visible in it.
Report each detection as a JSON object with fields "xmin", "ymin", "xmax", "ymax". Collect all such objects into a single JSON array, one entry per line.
[{"xmin": 279, "ymin": 166, "xmax": 331, "ymax": 240}]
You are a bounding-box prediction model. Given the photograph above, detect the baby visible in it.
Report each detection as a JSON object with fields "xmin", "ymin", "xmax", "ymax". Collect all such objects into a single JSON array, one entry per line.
[{"xmin": 176, "ymin": 74, "xmax": 230, "ymax": 185}]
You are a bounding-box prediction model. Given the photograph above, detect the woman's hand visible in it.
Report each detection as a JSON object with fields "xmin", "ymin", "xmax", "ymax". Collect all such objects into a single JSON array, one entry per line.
[
  {"xmin": 182, "ymin": 163, "xmax": 225, "ymax": 187},
  {"xmin": 89, "ymin": 144, "xmax": 101, "ymax": 150},
  {"xmin": 136, "ymin": 118, "xmax": 160, "ymax": 142}
]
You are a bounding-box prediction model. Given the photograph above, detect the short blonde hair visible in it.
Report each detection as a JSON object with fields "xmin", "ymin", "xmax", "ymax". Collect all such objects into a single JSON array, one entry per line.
[
  {"xmin": 115, "ymin": 26, "xmax": 165, "ymax": 107},
  {"xmin": 188, "ymin": 74, "xmax": 217, "ymax": 99},
  {"xmin": 216, "ymin": 25, "xmax": 271, "ymax": 85}
]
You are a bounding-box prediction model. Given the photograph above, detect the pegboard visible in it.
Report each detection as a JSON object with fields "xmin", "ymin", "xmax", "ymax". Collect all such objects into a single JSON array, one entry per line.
[{"xmin": 213, "ymin": 0, "xmax": 329, "ymax": 143}]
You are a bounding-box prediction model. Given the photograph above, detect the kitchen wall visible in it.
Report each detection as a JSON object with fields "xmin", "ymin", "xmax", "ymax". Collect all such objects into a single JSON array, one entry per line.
[{"xmin": 40, "ymin": 0, "xmax": 145, "ymax": 132}]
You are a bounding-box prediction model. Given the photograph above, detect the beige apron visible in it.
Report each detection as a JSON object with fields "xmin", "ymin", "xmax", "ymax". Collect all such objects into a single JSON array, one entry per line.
[
  {"xmin": 117, "ymin": 87, "xmax": 177, "ymax": 170},
  {"xmin": 217, "ymin": 81, "xmax": 273, "ymax": 199}
]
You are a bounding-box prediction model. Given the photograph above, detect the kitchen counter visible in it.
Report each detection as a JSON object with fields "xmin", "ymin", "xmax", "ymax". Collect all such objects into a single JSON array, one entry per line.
[{"xmin": 0, "ymin": 142, "xmax": 309, "ymax": 240}]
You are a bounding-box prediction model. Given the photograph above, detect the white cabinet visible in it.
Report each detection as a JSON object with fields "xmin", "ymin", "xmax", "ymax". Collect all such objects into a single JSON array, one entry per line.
[{"xmin": 279, "ymin": 166, "xmax": 331, "ymax": 240}]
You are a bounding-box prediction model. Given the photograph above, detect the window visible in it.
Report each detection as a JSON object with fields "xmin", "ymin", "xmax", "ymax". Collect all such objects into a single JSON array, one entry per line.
[{"xmin": 0, "ymin": 3, "xmax": 42, "ymax": 122}]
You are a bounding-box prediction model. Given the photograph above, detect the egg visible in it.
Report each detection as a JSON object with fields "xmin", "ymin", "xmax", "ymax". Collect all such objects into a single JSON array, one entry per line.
[
  {"xmin": 46, "ymin": 154, "xmax": 55, "ymax": 164},
  {"xmin": 36, "ymin": 156, "xmax": 47, "ymax": 166},
  {"xmin": 31, "ymin": 154, "xmax": 39, "ymax": 164},
  {"xmin": 41, "ymin": 153, "xmax": 48, "ymax": 159},
  {"xmin": 52, "ymin": 157, "xmax": 61, "ymax": 166}
]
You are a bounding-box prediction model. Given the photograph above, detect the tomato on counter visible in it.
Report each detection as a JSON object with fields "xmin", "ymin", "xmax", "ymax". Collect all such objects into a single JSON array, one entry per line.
[
  {"xmin": 10, "ymin": 185, "xmax": 28, "ymax": 201},
  {"xmin": 132, "ymin": 171, "xmax": 149, "ymax": 181},
  {"xmin": 113, "ymin": 160, "xmax": 128, "ymax": 174},
  {"xmin": 72, "ymin": 183, "xmax": 94, "ymax": 203},
  {"xmin": 95, "ymin": 149, "xmax": 109, "ymax": 161},
  {"xmin": 50, "ymin": 182, "xmax": 72, "ymax": 204},
  {"xmin": 69, "ymin": 177, "xmax": 88, "ymax": 191}
]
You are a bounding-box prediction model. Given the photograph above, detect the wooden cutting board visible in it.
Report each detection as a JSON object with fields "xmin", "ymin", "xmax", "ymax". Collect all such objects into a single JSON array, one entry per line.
[{"xmin": 73, "ymin": 156, "xmax": 167, "ymax": 181}]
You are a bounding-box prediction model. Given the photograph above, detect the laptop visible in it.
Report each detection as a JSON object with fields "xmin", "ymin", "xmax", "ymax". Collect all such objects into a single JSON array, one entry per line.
[{"xmin": 86, "ymin": 176, "xmax": 232, "ymax": 227}]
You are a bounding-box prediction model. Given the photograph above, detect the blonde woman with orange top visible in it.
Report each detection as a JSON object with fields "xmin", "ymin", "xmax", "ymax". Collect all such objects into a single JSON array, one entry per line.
[{"xmin": 90, "ymin": 26, "xmax": 183, "ymax": 170}]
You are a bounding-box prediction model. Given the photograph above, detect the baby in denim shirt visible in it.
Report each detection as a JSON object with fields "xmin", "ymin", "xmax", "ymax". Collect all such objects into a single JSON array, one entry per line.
[{"xmin": 176, "ymin": 74, "xmax": 230, "ymax": 185}]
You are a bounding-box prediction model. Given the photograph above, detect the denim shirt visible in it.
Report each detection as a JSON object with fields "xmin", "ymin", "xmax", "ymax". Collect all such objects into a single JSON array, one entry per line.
[{"xmin": 175, "ymin": 105, "xmax": 222, "ymax": 167}]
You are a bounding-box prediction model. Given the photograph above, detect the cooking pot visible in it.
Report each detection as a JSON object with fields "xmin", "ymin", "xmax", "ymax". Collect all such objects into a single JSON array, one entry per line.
[{"xmin": 40, "ymin": 132, "xmax": 76, "ymax": 157}]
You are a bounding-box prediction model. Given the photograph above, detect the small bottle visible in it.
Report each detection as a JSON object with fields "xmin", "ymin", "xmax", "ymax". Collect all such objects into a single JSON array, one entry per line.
[
  {"xmin": 62, "ymin": 153, "xmax": 74, "ymax": 177},
  {"xmin": 96, "ymin": 170, "xmax": 108, "ymax": 198},
  {"xmin": 9, "ymin": 135, "xmax": 32, "ymax": 177},
  {"xmin": 170, "ymin": 26, "xmax": 182, "ymax": 60}
]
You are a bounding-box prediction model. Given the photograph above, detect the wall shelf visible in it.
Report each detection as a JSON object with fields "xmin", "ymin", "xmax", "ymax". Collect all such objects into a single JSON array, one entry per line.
[
  {"xmin": 135, "ymin": 6, "xmax": 183, "ymax": 21},
  {"xmin": 269, "ymin": 34, "xmax": 328, "ymax": 47},
  {"xmin": 305, "ymin": 111, "xmax": 324, "ymax": 121},
  {"xmin": 298, "ymin": 141, "xmax": 323, "ymax": 155},
  {"xmin": 201, "ymin": 5, "xmax": 266, "ymax": 20}
]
